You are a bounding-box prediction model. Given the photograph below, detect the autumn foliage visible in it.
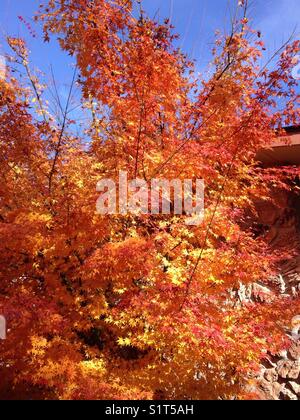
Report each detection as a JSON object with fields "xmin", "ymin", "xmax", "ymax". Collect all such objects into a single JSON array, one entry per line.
[{"xmin": 0, "ymin": 0, "xmax": 300, "ymax": 400}]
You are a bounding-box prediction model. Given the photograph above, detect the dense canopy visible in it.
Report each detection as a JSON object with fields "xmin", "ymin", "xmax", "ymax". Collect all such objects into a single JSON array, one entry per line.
[{"xmin": 0, "ymin": 0, "xmax": 299, "ymax": 400}]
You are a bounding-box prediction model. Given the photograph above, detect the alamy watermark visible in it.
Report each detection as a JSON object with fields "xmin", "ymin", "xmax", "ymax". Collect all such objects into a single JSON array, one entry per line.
[
  {"xmin": 0, "ymin": 55, "xmax": 6, "ymax": 81},
  {"xmin": 292, "ymin": 55, "xmax": 300, "ymax": 80},
  {"xmin": 292, "ymin": 315, "xmax": 300, "ymax": 338},
  {"xmin": 0, "ymin": 315, "xmax": 6, "ymax": 340},
  {"xmin": 96, "ymin": 171, "xmax": 205, "ymax": 226}
]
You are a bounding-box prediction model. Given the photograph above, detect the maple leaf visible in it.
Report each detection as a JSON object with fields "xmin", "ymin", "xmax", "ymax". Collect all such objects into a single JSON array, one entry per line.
[{"xmin": 0, "ymin": 0, "xmax": 299, "ymax": 401}]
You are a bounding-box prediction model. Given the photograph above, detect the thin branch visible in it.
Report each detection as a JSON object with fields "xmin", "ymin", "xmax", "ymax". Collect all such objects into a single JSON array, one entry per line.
[{"xmin": 48, "ymin": 66, "xmax": 77, "ymax": 194}]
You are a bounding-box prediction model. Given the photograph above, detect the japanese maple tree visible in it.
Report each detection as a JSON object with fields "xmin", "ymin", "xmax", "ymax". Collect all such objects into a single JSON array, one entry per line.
[{"xmin": 0, "ymin": 0, "xmax": 299, "ymax": 400}]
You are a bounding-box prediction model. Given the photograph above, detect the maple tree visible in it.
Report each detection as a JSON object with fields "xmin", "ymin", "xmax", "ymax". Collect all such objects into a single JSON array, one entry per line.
[{"xmin": 0, "ymin": 0, "xmax": 299, "ymax": 400}]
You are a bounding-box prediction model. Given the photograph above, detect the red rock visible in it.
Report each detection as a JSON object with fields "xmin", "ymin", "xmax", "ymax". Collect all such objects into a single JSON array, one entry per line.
[
  {"xmin": 280, "ymin": 387, "xmax": 298, "ymax": 401},
  {"xmin": 277, "ymin": 360, "xmax": 300, "ymax": 380},
  {"xmin": 252, "ymin": 283, "xmax": 273, "ymax": 303},
  {"xmin": 271, "ymin": 382, "xmax": 283, "ymax": 400},
  {"xmin": 264, "ymin": 368, "xmax": 278, "ymax": 383},
  {"xmin": 288, "ymin": 340, "xmax": 300, "ymax": 361},
  {"xmin": 258, "ymin": 379, "xmax": 282, "ymax": 400},
  {"xmin": 288, "ymin": 382, "xmax": 300, "ymax": 397},
  {"xmin": 288, "ymin": 361, "xmax": 300, "ymax": 380}
]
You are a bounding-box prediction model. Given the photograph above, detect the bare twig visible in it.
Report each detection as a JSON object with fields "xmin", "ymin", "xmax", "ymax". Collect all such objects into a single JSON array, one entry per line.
[{"xmin": 48, "ymin": 66, "xmax": 77, "ymax": 194}]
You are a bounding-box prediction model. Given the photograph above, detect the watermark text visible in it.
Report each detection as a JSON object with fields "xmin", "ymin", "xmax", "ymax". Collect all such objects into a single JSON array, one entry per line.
[{"xmin": 96, "ymin": 171, "xmax": 204, "ymax": 226}]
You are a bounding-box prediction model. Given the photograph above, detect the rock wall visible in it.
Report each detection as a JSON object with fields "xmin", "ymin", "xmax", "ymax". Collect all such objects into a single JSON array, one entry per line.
[
  {"xmin": 254, "ymin": 189, "xmax": 300, "ymax": 400},
  {"xmin": 257, "ymin": 324, "xmax": 300, "ymax": 400}
]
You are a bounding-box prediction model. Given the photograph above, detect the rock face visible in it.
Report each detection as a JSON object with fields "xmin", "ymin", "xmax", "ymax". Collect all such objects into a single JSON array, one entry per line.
[
  {"xmin": 288, "ymin": 381, "xmax": 300, "ymax": 397},
  {"xmin": 256, "ymin": 329, "xmax": 300, "ymax": 400},
  {"xmin": 264, "ymin": 368, "xmax": 278, "ymax": 383},
  {"xmin": 289, "ymin": 341, "xmax": 300, "ymax": 361},
  {"xmin": 251, "ymin": 190, "xmax": 300, "ymax": 400},
  {"xmin": 280, "ymin": 387, "xmax": 298, "ymax": 401},
  {"xmin": 277, "ymin": 360, "xmax": 300, "ymax": 380}
]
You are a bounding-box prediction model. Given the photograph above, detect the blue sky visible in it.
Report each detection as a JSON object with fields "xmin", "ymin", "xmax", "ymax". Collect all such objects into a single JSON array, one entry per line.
[{"xmin": 0, "ymin": 0, "xmax": 299, "ymax": 111}]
